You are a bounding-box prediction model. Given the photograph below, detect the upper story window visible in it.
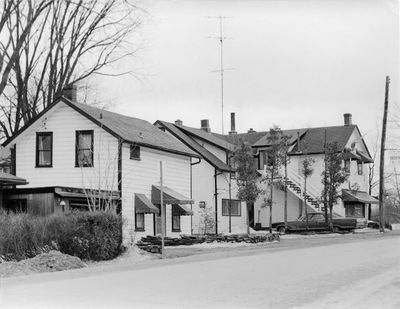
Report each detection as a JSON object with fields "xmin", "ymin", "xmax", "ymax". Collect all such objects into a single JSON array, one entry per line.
[
  {"xmin": 357, "ymin": 162, "xmax": 363, "ymax": 175},
  {"xmin": 344, "ymin": 160, "xmax": 351, "ymax": 174},
  {"xmin": 76, "ymin": 130, "xmax": 93, "ymax": 167},
  {"xmin": 130, "ymin": 145, "xmax": 140, "ymax": 160},
  {"xmin": 36, "ymin": 132, "xmax": 53, "ymax": 167}
]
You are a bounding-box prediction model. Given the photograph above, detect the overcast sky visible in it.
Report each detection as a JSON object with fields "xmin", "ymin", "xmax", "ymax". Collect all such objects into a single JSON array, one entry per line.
[{"xmin": 93, "ymin": 0, "xmax": 399, "ymax": 149}]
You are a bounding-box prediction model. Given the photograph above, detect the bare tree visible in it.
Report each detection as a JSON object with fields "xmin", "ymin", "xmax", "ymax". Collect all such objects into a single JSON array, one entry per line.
[{"xmin": 0, "ymin": 0, "xmax": 142, "ymax": 139}]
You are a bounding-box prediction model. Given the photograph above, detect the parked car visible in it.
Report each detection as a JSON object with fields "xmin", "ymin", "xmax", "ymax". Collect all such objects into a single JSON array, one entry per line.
[
  {"xmin": 367, "ymin": 220, "xmax": 392, "ymax": 230},
  {"xmin": 272, "ymin": 213, "xmax": 357, "ymax": 234}
]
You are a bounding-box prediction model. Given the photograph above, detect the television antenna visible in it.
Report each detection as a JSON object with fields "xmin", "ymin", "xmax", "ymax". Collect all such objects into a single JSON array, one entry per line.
[{"xmin": 207, "ymin": 16, "xmax": 233, "ymax": 134}]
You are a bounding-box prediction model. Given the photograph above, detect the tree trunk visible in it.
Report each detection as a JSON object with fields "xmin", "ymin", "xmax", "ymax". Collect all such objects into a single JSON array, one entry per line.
[
  {"xmin": 304, "ymin": 177, "xmax": 309, "ymax": 232},
  {"xmin": 269, "ymin": 178, "xmax": 273, "ymax": 233},
  {"xmin": 284, "ymin": 155, "xmax": 288, "ymax": 229}
]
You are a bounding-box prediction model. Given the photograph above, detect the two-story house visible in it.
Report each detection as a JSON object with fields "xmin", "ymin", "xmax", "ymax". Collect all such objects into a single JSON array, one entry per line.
[
  {"xmin": 155, "ymin": 117, "xmax": 249, "ymax": 234},
  {"xmin": 2, "ymin": 95, "xmax": 199, "ymax": 244},
  {"xmin": 219, "ymin": 113, "xmax": 377, "ymax": 228}
]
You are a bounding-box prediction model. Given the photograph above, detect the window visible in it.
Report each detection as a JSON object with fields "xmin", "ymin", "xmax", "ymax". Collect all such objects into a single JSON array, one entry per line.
[
  {"xmin": 36, "ymin": 132, "xmax": 53, "ymax": 167},
  {"xmin": 345, "ymin": 203, "xmax": 365, "ymax": 218},
  {"xmin": 357, "ymin": 162, "xmax": 363, "ymax": 175},
  {"xmin": 222, "ymin": 199, "xmax": 241, "ymax": 216},
  {"xmin": 135, "ymin": 213, "xmax": 145, "ymax": 231},
  {"xmin": 172, "ymin": 215, "xmax": 181, "ymax": 232},
  {"xmin": 344, "ymin": 160, "xmax": 350, "ymax": 174},
  {"xmin": 76, "ymin": 130, "xmax": 93, "ymax": 167},
  {"xmin": 130, "ymin": 145, "xmax": 140, "ymax": 160}
]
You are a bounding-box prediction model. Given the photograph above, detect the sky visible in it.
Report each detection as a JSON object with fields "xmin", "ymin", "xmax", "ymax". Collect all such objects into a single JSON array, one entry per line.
[{"xmin": 93, "ymin": 0, "xmax": 399, "ymax": 151}]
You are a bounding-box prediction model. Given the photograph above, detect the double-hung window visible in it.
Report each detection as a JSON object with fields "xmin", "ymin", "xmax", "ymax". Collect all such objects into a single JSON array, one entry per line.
[
  {"xmin": 172, "ymin": 215, "xmax": 181, "ymax": 232},
  {"xmin": 36, "ymin": 132, "xmax": 53, "ymax": 167},
  {"xmin": 76, "ymin": 130, "xmax": 94, "ymax": 167},
  {"xmin": 222, "ymin": 199, "xmax": 241, "ymax": 216}
]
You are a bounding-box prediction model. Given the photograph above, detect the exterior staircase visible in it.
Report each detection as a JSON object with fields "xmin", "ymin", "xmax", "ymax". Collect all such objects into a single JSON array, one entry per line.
[{"xmin": 285, "ymin": 167, "xmax": 323, "ymax": 213}]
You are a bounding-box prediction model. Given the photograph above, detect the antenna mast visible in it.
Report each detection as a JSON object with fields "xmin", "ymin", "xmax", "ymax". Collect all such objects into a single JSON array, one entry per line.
[{"xmin": 208, "ymin": 16, "xmax": 232, "ymax": 134}]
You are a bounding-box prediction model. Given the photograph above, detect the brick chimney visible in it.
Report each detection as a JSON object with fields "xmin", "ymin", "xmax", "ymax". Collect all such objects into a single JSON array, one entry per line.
[
  {"xmin": 201, "ymin": 119, "xmax": 210, "ymax": 132},
  {"xmin": 175, "ymin": 119, "xmax": 183, "ymax": 126},
  {"xmin": 229, "ymin": 112, "xmax": 237, "ymax": 135},
  {"xmin": 344, "ymin": 113, "xmax": 352, "ymax": 126},
  {"xmin": 63, "ymin": 84, "xmax": 77, "ymax": 102}
]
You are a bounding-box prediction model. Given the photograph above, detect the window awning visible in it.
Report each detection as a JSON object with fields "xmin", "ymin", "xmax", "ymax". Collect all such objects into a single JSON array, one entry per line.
[
  {"xmin": 151, "ymin": 185, "xmax": 194, "ymax": 204},
  {"xmin": 135, "ymin": 194, "xmax": 159, "ymax": 214},
  {"xmin": 172, "ymin": 204, "xmax": 194, "ymax": 216},
  {"xmin": 0, "ymin": 173, "xmax": 28, "ymax": 186},
  {"xmin": 342, "ymin": 189, "xmax": 379, "ymax": 204},
  {"xmin": 356, "ymin": 150, "xmax": 374, "ymax": 164}
]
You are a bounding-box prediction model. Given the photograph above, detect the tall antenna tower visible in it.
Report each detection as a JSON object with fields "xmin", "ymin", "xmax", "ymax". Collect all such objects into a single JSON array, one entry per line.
[{"xmin": 208, "ymin": 16, "xmax": 232, "ymax": 134}]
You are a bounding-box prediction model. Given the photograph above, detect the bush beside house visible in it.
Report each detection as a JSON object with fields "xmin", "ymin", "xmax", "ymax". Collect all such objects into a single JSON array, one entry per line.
[{"xmin": 0, "ymin": 211, "xmax": 123, "ymax": 262}]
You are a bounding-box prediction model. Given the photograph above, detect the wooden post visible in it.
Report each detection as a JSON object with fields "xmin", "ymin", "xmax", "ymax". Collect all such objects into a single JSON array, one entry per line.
[
  {"xmin": 284, "ymin": 141, "xmax": 288, "ymax": 230},
  {"xmin": 160, "ymin": 161, "xmax": 165, "ymax": 257},
  {"xmin": 379, "ymin": 76, "xmax": 390, "ymax": 233}
]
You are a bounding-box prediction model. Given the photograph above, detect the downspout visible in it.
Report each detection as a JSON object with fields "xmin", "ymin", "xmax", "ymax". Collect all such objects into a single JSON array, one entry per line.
[
  {"xmin": 117, "ymin": 138, "xmax": 123, "ymax": 215},
  {"xmin": 190, "ymin": 157, "xmax": 202, "ymax": 234},
  {"xmin": 214, "ymin": 168, "xmax": 223, "ymax": 234}
]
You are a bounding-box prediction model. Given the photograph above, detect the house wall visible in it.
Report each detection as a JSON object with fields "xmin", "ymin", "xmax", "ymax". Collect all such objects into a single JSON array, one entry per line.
[
  {"xmin": 253, "ymin": 185, "xmax": 303, "ymax": 228},
  {"xmin": 12, "ymin": 102, "xmax": 119, "ymax": 191},
  {"xmin": 121, "ymin": 145, "xmax": 192, "ymax": 244}
]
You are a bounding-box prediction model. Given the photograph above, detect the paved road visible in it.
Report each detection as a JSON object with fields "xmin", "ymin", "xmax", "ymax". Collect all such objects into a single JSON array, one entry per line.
[{"xmin": 1, "ymin": 233, "xmax": 400, "ymax": 309}]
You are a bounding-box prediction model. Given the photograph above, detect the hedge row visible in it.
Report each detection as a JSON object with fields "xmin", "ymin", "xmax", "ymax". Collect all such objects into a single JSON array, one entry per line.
[{"xmin": 0, "ymin": 211, "xmax": 122, "ymax": 261}]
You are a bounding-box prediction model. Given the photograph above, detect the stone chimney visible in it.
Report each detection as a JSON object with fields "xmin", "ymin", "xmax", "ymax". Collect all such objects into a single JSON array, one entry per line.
[
  {"xmin": 175, "ymin": 119, "xmax": 183, "ymax": 126},
  {"xmin": 248, "ymin": 128, "xmax": 256, "ymax": 133},
  {"xmin": 63, "ymin": 84, "xmax": 77, "ymax": 102},
  {"xmin": 229, "ymin": 112, "xmax": 237, "ymax": 135},
  {"xmin": 201, "ymin": 119, "xmax": 210, "ymax": 132},
  {"xmin": 344, "ymin": 113, "xmax": 352, "ymax": 126}
]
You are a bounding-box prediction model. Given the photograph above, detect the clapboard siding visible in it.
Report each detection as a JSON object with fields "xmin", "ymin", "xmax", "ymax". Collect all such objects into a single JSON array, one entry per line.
[
  {"xmin": 121, "ymin": 145, "xmax": 192, "ymax": 244},
  {"xmin": 14, "ymin": 102, "xmax": 118, "ymax": 190}
]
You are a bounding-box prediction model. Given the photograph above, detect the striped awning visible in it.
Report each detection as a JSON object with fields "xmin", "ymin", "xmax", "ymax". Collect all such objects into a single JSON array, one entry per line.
[
  {"xmin": 151, "ymin": 185, "xmax": 194, "ymax": 204},
  {"xmin": 172, "ymin": 204, "xmax": 194, "ymax": 216},
  {"xmin": 135, "ymin": 194, "xmax": 159, "ymax": 214}
]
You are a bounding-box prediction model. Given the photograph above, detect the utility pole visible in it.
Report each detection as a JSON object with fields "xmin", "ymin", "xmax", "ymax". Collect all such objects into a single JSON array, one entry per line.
[
  {"xmin": 208, "ymin": 16, "xmax": 232, "ymax": 134},
  {"xmin": 160, "ymin": 161, "xmax": 165, "ymax": 258},
  {"xmin": 379, "ymin": 76, "xmax": 390, "ymax": 233}
]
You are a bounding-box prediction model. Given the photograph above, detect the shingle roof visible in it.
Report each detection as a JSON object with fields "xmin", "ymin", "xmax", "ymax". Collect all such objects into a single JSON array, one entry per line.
[
  {"xmin": 289, "ymin": 125, "xmax": 357, "ymax": 154},
  {"xmin": 213, "ymin": 131, "xmax": 268, "ymax": 146},
  {"xmin": 0, "ymin": 172, "xmax": 28, "ymax": 185},
  {"xmin": 3, "ymin": 97, "xmax": 198, "ymax": 158},
  {"xmin": 252, "ymin": 129, "xmax": 308, "ymax": 148},
  {"xmin": 155, "ymin": 121, "xmax": 233, "ymax": 172},
  {"xmin": 175, "ymin": 125, "xmax": 236, "ymax": 152}
]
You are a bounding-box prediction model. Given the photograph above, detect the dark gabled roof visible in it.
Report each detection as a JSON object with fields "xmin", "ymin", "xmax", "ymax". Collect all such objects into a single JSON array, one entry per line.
[
  {"xmin": 3, "ymin": 97, "xmax": 198, "ymax": 158},
  {"xmin": 252, "ymin": 129, "xmax": 308, "ymax": 148},
  {"xmin": 289, "ymin": 125, "xmax": 357, "ymax": 154},
  {"xmin": 213, "ymin": 131, "xmax": 268, "ymax": 146},
  {"xmin": 175, "ymin": 124, "xmax": 236, "ymax": 152},
  {"xmin": 155, "ymin": 121, "xmax": 233, "ymax": 172}
]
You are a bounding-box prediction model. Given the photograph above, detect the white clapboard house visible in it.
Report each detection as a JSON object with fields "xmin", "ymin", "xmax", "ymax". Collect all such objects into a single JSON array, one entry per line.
[
  {"xmin": 2, "ymin": 95, "xmax": 199, "ymax": 244},
  {"xmin": 218, "ymin": 113, "xmax": 377, "ymax": 229},
  {"xmin": 156, "ymin": 118, "xmax": 249, "ymax": 234}
]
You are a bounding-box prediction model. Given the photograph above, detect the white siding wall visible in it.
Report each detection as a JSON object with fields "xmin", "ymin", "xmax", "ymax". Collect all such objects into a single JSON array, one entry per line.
[
  {"xmin": 121, "ymin": 145, "xmax": 192, "ymax": 244},
  {"xmin": 254, "ymin": 185, "xmax": 303, "ymax": 228},
  {"xmin": 13, "ymin": 102, "xmax": 118, "ymax": 190}
]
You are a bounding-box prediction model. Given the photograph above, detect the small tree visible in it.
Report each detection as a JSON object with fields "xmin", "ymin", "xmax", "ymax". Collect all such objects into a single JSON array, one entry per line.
[
  {"xmin": 199, "ymin": 207, "xmax": 216, "ymax": 235},
  {"xmin": 233, "ymin": 139, "xmax": 261, "ymax": 234},
  {"xmin": 264, "ymin": 127, "xmax": 286, "ymax": 233},
  {"xmin": 321, "ymin": 142, "xmax": 348, "ymax": 229},
  {"xmin": 301, "ymin": 156, "xmax": 315, "ymax": 232}
]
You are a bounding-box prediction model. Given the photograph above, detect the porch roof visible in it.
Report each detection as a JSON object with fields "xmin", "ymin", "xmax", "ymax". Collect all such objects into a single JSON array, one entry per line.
[
  {"xmin": 342, "ymin": 189, "xmax": 379, "ymax": 204},
  {"xmin": 0, "ymin": 173, "xmax": 28, "ymax": 186}
]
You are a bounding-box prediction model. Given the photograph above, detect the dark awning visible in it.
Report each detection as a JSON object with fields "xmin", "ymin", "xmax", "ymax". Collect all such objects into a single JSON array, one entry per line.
[
  {"xmin": 342, "ymin": 189, "xmax": 379, "ymax": 204},
  {"xmin": 356, "ymin": 150, "xmax": 374, "ymax": 163},
  {"xmin": 135, "ymin": 194, "xmax": 159, "ymax": 214},
  {"xmin": 55, "ymin": 187, "xmax": 119, "ymax": 200},
  {"xmin": 151, "ymin": 185, "xmax": 194, "ymax": 204},
  {"xmin": 0, "ymin": 173, "xmax": 28, "ymax": 186},
  {"xmin": 172, "ymin": 204, "xmax": 193, "ymax": 216}
]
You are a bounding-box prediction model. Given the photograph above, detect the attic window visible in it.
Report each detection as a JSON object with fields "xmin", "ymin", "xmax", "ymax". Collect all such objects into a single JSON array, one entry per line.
[
  {"xmin": 130, "ymin": 145, "xmax": 140, "ymax": 160},
  {"xmin": 76, "ymin": 130, "xmax": 93, "ymax": 167}
]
